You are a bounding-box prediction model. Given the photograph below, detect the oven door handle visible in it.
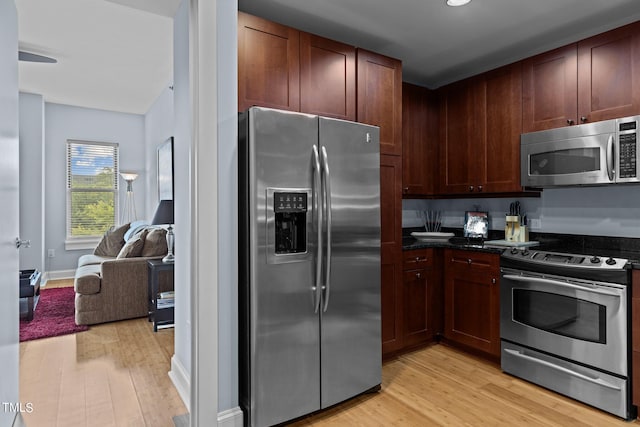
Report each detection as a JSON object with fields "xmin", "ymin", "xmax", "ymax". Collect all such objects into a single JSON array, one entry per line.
[
  {"xmin": 502, "ymin": 274, "xmax": 624, "ymax": 297},
  {"xmin": 503, "ymin": 348, "xmax": 622, "ymax": 391}
]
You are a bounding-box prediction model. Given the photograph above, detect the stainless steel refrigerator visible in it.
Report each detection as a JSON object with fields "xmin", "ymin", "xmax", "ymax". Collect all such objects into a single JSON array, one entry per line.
[{"xmin": 238, "ymin": 107, "xmax": 381, "ymax": 427}]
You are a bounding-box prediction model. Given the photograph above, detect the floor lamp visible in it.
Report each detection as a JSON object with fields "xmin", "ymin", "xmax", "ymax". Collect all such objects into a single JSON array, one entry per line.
[{"xmin": 120, "ymin": 172, "xmax": 138, "ymax": 224}]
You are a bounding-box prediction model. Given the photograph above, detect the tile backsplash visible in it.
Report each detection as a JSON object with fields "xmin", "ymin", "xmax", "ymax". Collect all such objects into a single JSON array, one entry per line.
[{"xmin": 402, "ymin": 184, "xmax": 640, "ymax": 238}]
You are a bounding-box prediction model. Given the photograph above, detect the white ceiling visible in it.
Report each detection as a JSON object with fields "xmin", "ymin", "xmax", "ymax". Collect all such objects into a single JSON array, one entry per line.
[
  {"xmin": 16, "ymin": 0, "xmax": 178, "ymax": 115},
  {"xmin": 15, "ymin": 0, "xmax": 640, "ymax": 115}
]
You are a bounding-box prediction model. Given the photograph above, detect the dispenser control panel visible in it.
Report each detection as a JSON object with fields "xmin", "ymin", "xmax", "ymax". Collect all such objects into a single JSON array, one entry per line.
[{"xmin": 274, "ymin": 192, "xmax": 307, "ymax": 213}]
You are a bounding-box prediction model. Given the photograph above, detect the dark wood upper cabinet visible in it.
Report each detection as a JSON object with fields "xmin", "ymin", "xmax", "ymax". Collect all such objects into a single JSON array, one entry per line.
[
  {"xmin": 439, "ymin": 63, "xmax": 522, "ymax": 195},
  {"xmin": 438, "ymin": 77, "xmax": 482, "ymax": 194},
  {"xmin": 300, "ymin": 34, "xmax": 356, "ymax": 121},
  {"xmin": 524, "ymin": 21, "xmax": 640, "ymax": 132},
  {"xmin": 238, "ymin": 12, "xmax": 300, "ymax": 112},
  {"xmin": 357, "ymin": 49, "xmax": 403, "ymax": 156},
  {"xmin": 481, "ymin": 63, "xmax": 523, "ymax": 193},
  {"xmin": 577, "ymin": 21, "xmax": 640, "ymax": 123},
  {"xmin": 522, "ymin": 44, "xmax": 577, "ymax": 132},
  {"xmin": 402, "ymin": 83, "xmax": 438, "ymax": 196}
]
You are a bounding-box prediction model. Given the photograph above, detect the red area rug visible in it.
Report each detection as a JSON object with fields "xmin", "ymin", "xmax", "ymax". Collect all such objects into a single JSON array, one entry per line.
[{"xmin": 20, "ymin": 287, "xmax": 88, "ymax": 342}]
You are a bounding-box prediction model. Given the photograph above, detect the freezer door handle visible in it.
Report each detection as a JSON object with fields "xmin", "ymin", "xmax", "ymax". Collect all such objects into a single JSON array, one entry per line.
[
  {"xmin": 312, "ymin": 145, "xmax": 323, "ymax": 313},
  {"xmin": 321, "ymin": 146, "xmax": 332, "ymax": 312}
]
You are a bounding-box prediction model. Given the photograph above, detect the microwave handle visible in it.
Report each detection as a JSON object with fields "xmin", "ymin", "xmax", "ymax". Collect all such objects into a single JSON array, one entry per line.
[{"xmin": 606, "ymin": 134, "xmax": 615, "ymax": 182}]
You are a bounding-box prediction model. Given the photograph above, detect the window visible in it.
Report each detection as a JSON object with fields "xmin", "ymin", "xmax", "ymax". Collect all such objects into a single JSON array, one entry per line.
[{"xmin": 66, "ymin": 140, "xmax": 119, "ymax": 247}]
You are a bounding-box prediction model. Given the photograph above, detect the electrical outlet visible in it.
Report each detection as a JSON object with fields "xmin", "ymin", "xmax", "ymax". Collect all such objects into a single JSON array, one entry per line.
[
  {"xmin": 529, "ymin": 218, "xmax": 542, "ymax": 230},
  {"xmin": 48, "ymin": 249, "xmax": 55, "ymax": 258}
]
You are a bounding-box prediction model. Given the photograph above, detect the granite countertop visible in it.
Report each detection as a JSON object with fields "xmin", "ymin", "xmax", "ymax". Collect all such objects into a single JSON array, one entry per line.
[{"xmin": 402, "ymin": 227, "xmax": 640, "ymax": 268}]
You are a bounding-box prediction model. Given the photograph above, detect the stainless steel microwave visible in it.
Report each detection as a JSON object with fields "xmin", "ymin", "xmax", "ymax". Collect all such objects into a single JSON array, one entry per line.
[{"xmin": 521, "ymin": 115, "xmax": 640, "ymax": 187}]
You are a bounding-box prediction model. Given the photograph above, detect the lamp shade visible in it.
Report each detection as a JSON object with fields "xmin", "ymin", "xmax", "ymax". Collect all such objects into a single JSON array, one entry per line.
[{"xmin": 151, "ymin": 199, "xmax": 174, "ymax": 225}]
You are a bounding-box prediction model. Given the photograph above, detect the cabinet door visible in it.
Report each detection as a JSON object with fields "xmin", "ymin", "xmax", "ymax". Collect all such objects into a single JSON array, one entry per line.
[
  {"xmin": 578, "ymin": 21, "xmax": 640, "ymax": 123},
  {"xmin": 402, "ymin": 83, "xmax": 438, "ymax": 196},
  {"xmin": 357, "ymin": 49, "xmax": 402, "ymax": 156},
  {"xmin": 438, "ymin": 77, "xmax": 484, "ymax": 194},
  {"xmin": 632, "ymin": 273, "xmax": 640, "ymax": 407},
  {"xmin": 380, "ymin": 155, "xmax": 403, "ymax": 356},
  {"xmin": 444, "ymin": 250, "xmax": 500, "ymax": 357},
  {"xmin": 522, "ymin": 44, "xmax": 578, "ymax": 132},
  {"xmin": 238, "ymin": 12, "xmax": 300, "ymax": 112},
  {"xmin": 480, "ymin": 63, "xmax": 523, "ymax": 193},
  {"xmin": 300, "ymin": 33, "xmax": 356, "ymax": 121},
  {"xmin": 403, "ymin": 268, "xmax": 430, "ymax": 347}
]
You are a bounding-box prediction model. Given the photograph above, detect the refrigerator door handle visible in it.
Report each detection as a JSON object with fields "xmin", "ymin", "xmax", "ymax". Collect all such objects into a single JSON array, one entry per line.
[
  {"xmin": 312, "ymin": 145, "xmax": 323, "ymax": 313},
  {"xmin": 321, "ymin": 146, "xmax": 332, "ymax": 312}
]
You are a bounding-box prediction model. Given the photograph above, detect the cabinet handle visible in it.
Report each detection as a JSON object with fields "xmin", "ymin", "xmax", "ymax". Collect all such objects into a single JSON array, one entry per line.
[
  {"xmin": 491, "ymin": 278, "xmax": 496, "ymax": 284},
  {"xmin": 580, "ymin": 116, "xmax": 587, "ymax": 123},
  {"xmin": 477, "ymin": 185, "xmax": 483, "ymax": 192},
  {"xmin": 467, "ymin": 259, "xmax": 472, "ymax": 265},
  {"xmin": 403, "ymin": 187, "xmax": 409, "ymax": 193},
  {"xmin": 416, "ymin": 272, "xmax": 422, "ymax": 279},
  {"xmin": 469, "ymin": 185, "xmax": 474, "ymax": 192},
  {"xmin": 414, "ymin": 256, "xmax": 427, "ymax": 262},
  {"xmin": 567, "ymin": 119, "xmax": 574, "ymax": 125}
]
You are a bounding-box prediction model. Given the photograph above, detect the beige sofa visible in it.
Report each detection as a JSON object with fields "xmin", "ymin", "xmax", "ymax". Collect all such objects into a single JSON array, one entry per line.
[{"xmin": 74, "ymin": 223, "xmax": 170, "ymax": 325}]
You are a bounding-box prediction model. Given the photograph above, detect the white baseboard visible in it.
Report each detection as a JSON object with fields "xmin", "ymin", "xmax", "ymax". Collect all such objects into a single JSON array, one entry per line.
[
  {"xmin": 218, "ymin": 407, "xmax": 243, "ymax": 427},
  {"xmin": 169, "ymin": 355, "xmax": 244, "ymax": 426},
  {"xmin": 169, "ymin": 354, "xmax": 191, "ymax": 409},
  {"xmin": 42, "ymin": 269, "xmax": 76, "ymax": 283}
]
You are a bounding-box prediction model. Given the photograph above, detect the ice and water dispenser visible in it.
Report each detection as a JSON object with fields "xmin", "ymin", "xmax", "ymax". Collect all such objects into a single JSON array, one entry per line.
[{"xmin": 273, "ymin": 192, "xmax": 308, "ymax": 254}]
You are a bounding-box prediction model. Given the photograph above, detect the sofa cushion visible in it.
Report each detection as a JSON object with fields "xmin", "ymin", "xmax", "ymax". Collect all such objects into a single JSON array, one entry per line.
[
  {"xmin": 78, "ymin": 254, "xmax": 115, "ymax": 267},
  {"xmin": 74, "ymin": 264, "xmax": 102, "ymax": 295},
  {"xmin": 141, "ymin": 227, "xmax": 168, "ymax": 257},
  {"xmin": 94, "ymin": 223, "xmax": 130, "ymax": 257},
  {"xmin": 116, "ymin": 230, "xmax": 147, "ymax": 258}
]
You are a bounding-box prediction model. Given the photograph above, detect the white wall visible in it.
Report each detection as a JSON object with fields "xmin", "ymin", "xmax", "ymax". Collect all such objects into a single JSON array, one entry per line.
[
  {"xmin": 403, "ymin": 184, "xmax": 640, "ymax": 238},
  {"xmin": 171, "ymin": 0, "xmax": 192, "ymax": 403},
  {"xmin": 217, "ymin": 0, "xmax": 239, "ymax": 413},
  {"xmin": 0, "ymin": 1, "xmax": 20, "ymax": 425},
  {"xmin": 44, "ymin": 103, "xmax": 146, "ymax": 272},
  {"xmin": 144, "ymin": 86, "xmax": 175, "ymax": 217},
  {"xmin": 19, "ymin": 93, "xmax": 45, "ymax": 273}
]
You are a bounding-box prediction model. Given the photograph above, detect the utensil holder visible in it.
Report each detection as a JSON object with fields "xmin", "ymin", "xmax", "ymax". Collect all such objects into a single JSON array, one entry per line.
[{"xmin": 505, "ymin": 215, "xmax": 528, "ymax": 242}]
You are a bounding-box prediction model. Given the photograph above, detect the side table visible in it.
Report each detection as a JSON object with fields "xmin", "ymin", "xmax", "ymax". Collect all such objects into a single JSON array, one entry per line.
[{"xmin": 147, "ymin": 259, "xmax": 175, "ymax": 331}]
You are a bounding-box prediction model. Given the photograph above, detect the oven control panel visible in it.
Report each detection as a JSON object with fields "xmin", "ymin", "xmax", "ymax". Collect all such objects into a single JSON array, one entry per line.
[{"xmin": 502, "ymin": 248, "xmax": 629, "ymax": 270}]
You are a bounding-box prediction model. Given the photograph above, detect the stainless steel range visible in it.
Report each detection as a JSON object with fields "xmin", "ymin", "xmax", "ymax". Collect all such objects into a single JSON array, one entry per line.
[{"xmin": 500, "ymin": 247, "xmax": 633, "ymax": 419}]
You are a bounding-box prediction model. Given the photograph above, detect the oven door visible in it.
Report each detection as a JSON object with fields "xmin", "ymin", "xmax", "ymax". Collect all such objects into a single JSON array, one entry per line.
[{"xmin": 500, "ymin": 268, "xmax": 627, "ymax": 376}]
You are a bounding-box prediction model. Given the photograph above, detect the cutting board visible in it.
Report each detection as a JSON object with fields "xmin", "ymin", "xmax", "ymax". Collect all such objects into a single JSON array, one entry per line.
[{"xmin": 483, "ymin": 240, "xmax": 540, "ymax": 248}]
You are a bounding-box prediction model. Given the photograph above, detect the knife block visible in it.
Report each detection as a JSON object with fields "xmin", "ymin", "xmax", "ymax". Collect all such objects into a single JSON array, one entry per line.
[{"xmin": 505, "ymin": 215, "xmax": 528, "ymax": 242}]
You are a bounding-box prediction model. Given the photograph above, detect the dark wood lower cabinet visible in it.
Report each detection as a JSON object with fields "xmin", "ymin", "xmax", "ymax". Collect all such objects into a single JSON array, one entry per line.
[
  {"xmin": 443, "ymin": 249, "xmax": 500, "ymax": 359},
  {"xmin": 402, "ymin": 249, "xmax": 442, "ymax": 349}
]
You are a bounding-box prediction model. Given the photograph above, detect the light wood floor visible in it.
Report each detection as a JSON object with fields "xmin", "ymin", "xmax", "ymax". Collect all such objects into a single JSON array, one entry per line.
[
  {"xmin": 24, "ymin": 280, "xmax": 638, "ymax": 426},
  {"xmin": 20, "ymin": 279, "xmax": 187, "ymax": 427},
  {"xmin": 291, "ymin": 344, "xmax": 638, "ymax": 426}
]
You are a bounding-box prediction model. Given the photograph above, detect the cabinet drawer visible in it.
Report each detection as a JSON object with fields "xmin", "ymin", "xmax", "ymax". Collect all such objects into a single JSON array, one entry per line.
[
  {"xmin": 403, "ymin": 249, "xmax": 433, "ymax": 270},
  {"xmin": 447, "ymin": 250, "xmax": 498, "ymax": 271}
]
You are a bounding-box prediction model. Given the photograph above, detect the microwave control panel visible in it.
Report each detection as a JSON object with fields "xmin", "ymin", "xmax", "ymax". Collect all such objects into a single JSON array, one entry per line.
[{"xmin": 618, "ymin": 120, "xmax": 638, "ymax": 179}]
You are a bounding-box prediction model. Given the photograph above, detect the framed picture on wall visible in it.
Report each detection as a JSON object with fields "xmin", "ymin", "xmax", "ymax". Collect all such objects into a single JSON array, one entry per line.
[{"xmin": 157, "ymin": 137, "xmax": 174, "ymax": 200}]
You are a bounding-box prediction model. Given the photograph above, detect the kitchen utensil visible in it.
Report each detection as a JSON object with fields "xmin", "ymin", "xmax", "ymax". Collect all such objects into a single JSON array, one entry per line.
[{"xmin": 421, "ymin": 210, "xmax": 442, "ymax": 232}]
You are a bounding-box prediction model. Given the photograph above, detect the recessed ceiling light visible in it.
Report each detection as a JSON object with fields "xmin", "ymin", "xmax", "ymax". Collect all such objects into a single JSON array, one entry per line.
[{"xmin": 447, "ymin": 0, "xmax": 472, "ymax": 6}]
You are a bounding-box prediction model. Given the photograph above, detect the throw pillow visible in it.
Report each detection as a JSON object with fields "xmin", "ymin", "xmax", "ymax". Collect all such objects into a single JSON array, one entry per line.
[
  {"xmin": 141, "ymin": 227, "xmax": 168, "ymax": 257},
  {"xmin": 124, "ymin": 220, "xmax": 149, "ymax": 242},
  {"xmin": 116, "ymin": 229, "xmax": 148, "ymax": 259},
  {"xmin": 94, "ymin": 223, "xmax": 130, "ymax": 257}
]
